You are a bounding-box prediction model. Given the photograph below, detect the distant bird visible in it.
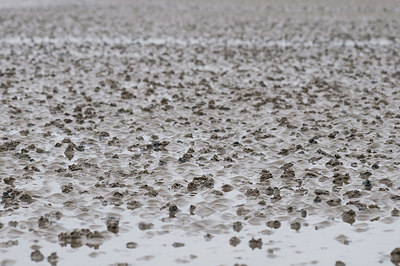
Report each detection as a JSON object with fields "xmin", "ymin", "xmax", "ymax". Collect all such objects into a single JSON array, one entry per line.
[
  {"xmin": 363, "ymin": 179, "xmax": 372, "ymax": 190},
  {"xmin": 64, "ymin": 144, "xmax": 75, "ymax": 160}
]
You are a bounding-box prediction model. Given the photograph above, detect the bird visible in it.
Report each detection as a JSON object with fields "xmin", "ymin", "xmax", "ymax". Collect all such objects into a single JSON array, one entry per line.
[{"xmin": 64, "ymin": 144, "xmax": 75, "ymax": 160}]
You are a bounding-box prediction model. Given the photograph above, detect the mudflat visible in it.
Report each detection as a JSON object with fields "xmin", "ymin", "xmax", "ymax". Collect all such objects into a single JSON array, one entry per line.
[{"xmin": 0, "ymin": 0, "xmax": 400, "ymax": 265}]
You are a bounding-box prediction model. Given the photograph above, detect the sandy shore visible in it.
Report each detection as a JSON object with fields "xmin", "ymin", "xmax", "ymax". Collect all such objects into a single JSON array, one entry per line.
[{"xmin": 0, "ymin": 0, "xmax": 400, "ymax": 265}]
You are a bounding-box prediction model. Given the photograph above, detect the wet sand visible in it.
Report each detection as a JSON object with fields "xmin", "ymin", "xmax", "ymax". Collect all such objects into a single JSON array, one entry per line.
[{"xmin": 1, "ymin": 0, "xmax": 400, "ymax": 265}]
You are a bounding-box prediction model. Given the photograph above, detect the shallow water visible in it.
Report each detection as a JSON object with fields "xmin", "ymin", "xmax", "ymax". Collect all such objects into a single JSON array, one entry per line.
[{"xmin": 0, "ymin": 0, "xmax": 400, "ymax": 265}]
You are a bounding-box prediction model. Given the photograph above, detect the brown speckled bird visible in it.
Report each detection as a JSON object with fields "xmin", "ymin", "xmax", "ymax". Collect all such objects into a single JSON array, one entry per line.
[{"xmin": 64, "ymin": 144, "xmax": 75, "ymax": 160}]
